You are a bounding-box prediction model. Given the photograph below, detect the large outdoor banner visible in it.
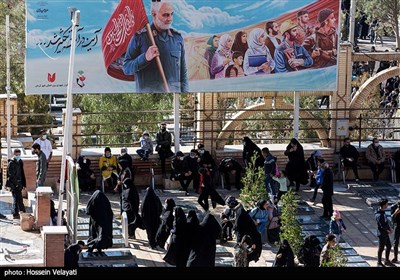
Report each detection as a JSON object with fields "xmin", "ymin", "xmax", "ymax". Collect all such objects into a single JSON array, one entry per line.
[{"xmin": 25, "ymin": 0, "xmax": 340, "ymax": 94}]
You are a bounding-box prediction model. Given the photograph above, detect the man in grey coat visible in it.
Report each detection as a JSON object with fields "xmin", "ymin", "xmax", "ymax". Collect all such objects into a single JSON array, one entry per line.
[{"xmin": 32, "ymin": 143, "xmax": 47, "ymax": 187}]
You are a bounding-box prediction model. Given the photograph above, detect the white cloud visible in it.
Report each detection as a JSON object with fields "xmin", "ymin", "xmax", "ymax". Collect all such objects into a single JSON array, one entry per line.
[
  {"xmin": 26, "ymin": 8, "xmax": 37, "ymax": 22},
  {"xmin": 242, "ymin": 0, "xmax": 270, "ymax": 12},
  {"xmin": 267, "ymin": 0, "xmax": 289, "ymax": 9},
  {"xmin": 173, "ymin": 1, "xmax": 245, "ymax": 30}
]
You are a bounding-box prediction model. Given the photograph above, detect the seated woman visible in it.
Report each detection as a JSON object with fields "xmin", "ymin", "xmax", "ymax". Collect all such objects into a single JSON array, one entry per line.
[
  {"xmin": 249, "ymin": 199, "xmax": 269, "ymax": 243},
  {"xmin": 77, "ymin": 156, "xmax": 96, "ymax": 192}
]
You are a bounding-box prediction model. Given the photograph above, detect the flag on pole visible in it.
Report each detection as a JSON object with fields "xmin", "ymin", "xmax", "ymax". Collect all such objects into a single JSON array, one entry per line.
[{"xmin": 102, "ymin": 0, "xmax": 148, "ymax": 81}]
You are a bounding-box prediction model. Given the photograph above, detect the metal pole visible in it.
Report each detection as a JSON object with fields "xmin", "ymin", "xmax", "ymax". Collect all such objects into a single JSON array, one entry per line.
[
  {"xmin": 58, "ymin": 8, "xmax": 80, "ymax": 225},
  {"xmin": 349, "ymin": 0, "xmax": 356, "ymax": 46},
  {"xmin": 174, "ymin": 93, "xmax": 180, "ymax": 153},
  {"xmin": 293, "ymin": 91, "xmax": 300, "ymax": 139},
  {"xmin": 6, "ymin": 15, "xmax": 12, "ymax": 159}
]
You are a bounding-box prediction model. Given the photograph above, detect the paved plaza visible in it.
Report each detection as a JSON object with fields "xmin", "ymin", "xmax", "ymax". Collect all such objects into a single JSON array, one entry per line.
[{"xmin": 1, "ymin": 178, "xmax": 400, "ymax": 269}]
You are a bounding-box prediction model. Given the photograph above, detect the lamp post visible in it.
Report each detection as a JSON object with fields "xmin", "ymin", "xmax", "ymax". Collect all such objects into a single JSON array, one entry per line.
[
  {"xmin": 6, "ymin": 15, "xmax": 11, "ymax": 159},
  {"xmin": 57, "ymin": 8, "xmax": 80, "ymax": 226}
]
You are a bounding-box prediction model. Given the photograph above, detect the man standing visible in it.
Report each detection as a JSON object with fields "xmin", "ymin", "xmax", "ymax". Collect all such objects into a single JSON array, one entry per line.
[
  {"xmin": 375, "ymin": 198, "xmax": 395, "ymax": 267},
  {"xmin": 295, "ymin": 10, "xmax": 313, "ymax": 45},
  {"xmin": 32, "ymin": 143, "xmax": 47, "ymax": 187},
  {"xmin": 391, "ymin": 201, "xmax": 400, "ymax": 263},
  {"xmin": 340, "ymin": 137, "xmax": 360, "ymax": 182},
  {"xmin": 262, "ymin": 147, "xmax": 277, "ymax": 196},
  {"xmin": 123, "ymin": 0, "xmax": 188, "ymax": 93},
  {"xmin": 156, "ymin": 122, "xmax": 173, "ymax": 178},
  {"xmin": 274, "ymin": 20, "xmax": 313, "ymax": 73},
  {"xmin": 6, "ymin": 149, "xmax": 26, "ymax": 219},
  {"xmin": 320, "ymin": 162, "xmax": 333, "ymax": 219},
  {"xmin": 303, "ymin": 8, "xmax": 338, "ymax": 69},
  {"xmin": 264, "ymin": 21, "xmax": 281, "ymax": 59},
  {"xmin": 33, "ymin": 129, "xmax": 53, "ymax": 167},
  {"xmin": 366, "ymin": 138, "xmax": 385, "ymax": 181}
]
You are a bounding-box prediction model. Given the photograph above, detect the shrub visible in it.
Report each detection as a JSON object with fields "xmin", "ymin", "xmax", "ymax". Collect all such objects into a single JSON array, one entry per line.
[
  {"xmin": 239, "ymin": 154, "xmax": 268, "ymax": 209},
  {"xmin": 279, "ymin": 189, "xmax": 303, "ymax": 256}
]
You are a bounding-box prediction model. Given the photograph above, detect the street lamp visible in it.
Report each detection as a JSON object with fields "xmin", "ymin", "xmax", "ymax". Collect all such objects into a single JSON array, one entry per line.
[
  {"xmin": 57, "ymin": 8, "xmax": 80, "ymax": 226},
  {"xmin": 6, "ymin": 15, "xmax": 12, "ymax": 159}
]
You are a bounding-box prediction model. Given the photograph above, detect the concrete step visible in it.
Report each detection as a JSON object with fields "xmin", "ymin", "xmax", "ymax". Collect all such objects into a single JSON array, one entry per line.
[{"xmin": 78, "ymin": 249, "xmax": 138, "ymax": 267}]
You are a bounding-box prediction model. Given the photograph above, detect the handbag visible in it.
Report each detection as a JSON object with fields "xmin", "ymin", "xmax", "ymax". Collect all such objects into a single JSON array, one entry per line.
[{"xmin": 268, "ymin": 216, "xmax": 280, "ymax": 229}]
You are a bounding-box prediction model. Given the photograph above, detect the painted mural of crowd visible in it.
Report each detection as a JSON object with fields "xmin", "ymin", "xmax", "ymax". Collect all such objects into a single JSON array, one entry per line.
[{"xmin": 198, "ymin": 8, "xmax": 338, "ymax": 80}]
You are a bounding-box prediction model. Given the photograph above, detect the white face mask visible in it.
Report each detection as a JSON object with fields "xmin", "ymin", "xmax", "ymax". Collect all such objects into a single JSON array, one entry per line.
[
  {"xmin": 374, "ymin": 143, "xmax": 379, "ymax": 147},
  {"xmin": 121, "ymin": 152, "xmax": 126, "ymax": 156},
  {"xmin": 41, "ymin": 135, "xmax": 47, "ymax": 140},
  {"xmin": 83, "ymin": 159, "xmax": 87, "ymax": 164}
]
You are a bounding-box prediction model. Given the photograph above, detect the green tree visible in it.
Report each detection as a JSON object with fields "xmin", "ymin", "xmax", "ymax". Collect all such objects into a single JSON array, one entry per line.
[
  {"xmin": 279, "ymin": 189, "xmax": 303, "ymax": 257},
  {"xmin": 320, "ymin": 244, "xmax": 348, "ymax": 267},
  {"xmin": 239, "ymin": 154, "xmax": 268, "ymax": 209},
  {"xmin": 79, "ymin": 93, "xmax": 173, "ymax": 146},
  {"xmin": 357, "ymin": 0, "xmax": 400, "ymax": 48},
  {"xmin": 0, "ymin": 0, "xmax": 52, "ymax": 137}
]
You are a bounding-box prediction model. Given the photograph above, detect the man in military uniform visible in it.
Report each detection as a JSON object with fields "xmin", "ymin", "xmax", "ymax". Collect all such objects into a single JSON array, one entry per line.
[{"xmin": 123, "ymin": 0, "xmax": 188, "ymax": 93}]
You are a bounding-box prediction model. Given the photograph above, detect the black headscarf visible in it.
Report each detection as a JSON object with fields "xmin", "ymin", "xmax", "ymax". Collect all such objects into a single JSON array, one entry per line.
[
  {"xmin": 163, "ymin": 207, "xmax": 188, "ymax": 267},
  {"xmin": 234, "ymin": 206, "xmax": 262, "ymax": 263},
  {"xmin": 272, "ymin": 239, "xmax": 295, "ymax": 267},
  {"xmin": 86, "ymin": 190, "xmax": 114, "ymax": 250},
  {"xmin": 186, "ymin": 213, "xmax": 222, "ymax": 267},
  {"xmin": 242, "ymin": 136, "xmax": 264, "ymax": 168},
  {"xmin": 231, "ymin": 31, "xmax": 249, "ymax": 57},
  {"xmin": 141, "ymin": 187, "xmax": 163, "ymax": 248}
]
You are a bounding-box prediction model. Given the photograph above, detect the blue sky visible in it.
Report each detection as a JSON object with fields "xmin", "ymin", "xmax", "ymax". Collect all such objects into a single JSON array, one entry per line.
[{"xmin": 26, "ymin": 0, "xmax": 316, "ymax": 58}]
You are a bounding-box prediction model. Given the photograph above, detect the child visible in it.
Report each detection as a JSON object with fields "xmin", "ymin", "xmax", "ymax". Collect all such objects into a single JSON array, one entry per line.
[
  {"xmin": 136, "ymin": 131, "xmax": 153, "ymax": 161},
  {"xmin": 329, "ymin": 210, "xmax": 346, "ymax": 242},
  {"xmin": 234, "ymin": 234, "xmax": 256, "ymax": 267},
  {"xmin": 272, "ymin": 170, "xmax": 288, "ymax": 202},
  {"xmin": 225, "ymin": 51, "xmax": 244, "ymax": 78}
]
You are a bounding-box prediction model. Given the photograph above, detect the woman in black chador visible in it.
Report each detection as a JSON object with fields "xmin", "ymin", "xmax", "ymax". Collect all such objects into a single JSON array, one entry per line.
[
  {"xmin": 163, "ymin": 207, "xmax": 187, "ymax": 267},
  {"xmin": 272, "ymin": 239, "xmax": 295, "ymax": 267},
  {"xmin": 242, "ymin": 136, "xmax": 264, "ymax": 169},
  {"xmin": 120, "ymin": 165, "xmax": 143, "ymax": 239},
  {"xmin": 156, "ymin": 198, "xmax": 176, "ymax": 248},
  {"xmin": 234, "ymin": 205, "xmax": 262, "ymax": 263},
  {"xmin": 86, "ymin": 190, "xmax": 113, "ymax": 252},
  {"xmin": 184, "ymin": 210, "xmax": 200, "ymax": 263},
  {"xmin": 284, "ymin": 138, "xmax": 308, "ymax": 191},
  {"xmin": 141, "ymin": 187, "xmax": 163, "ymax": 249},
  {"xmin": 187, "ymin": 213, "xmax": 222, "ymax": 267},
  {"xmin": 77, "ymin": 156, "xmax": 96, "ymax": 192}
]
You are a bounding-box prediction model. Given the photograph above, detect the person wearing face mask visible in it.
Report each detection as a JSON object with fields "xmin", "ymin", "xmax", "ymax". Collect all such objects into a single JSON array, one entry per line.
[
  {"xmin": 136, "ymin": 131, "xmax": 154, "ymax": 161},
  {"xmin": 6, "ymin": 149, "xmax": 26, "ymax": 219},
  {"xmin": 33, "ymin": 129, "xmax": 53, "ymax": 167},
  {"xmin": 171, "ymin": 151, "xmax": 191, "ymax": 196},
  {"xmin": 156, "ymin": 122, "xmax": 174, "ymax": 178},
  {"xmin": 99, "ymin": 147, "xmax": 118, "ymax": 193},
  {"xmin": 32, "ymin": 143, "xmax": 47, "ymax": 188},
  {"xmin": 183, "ymin": 149, "xmax": 201, "ymax": 193},
  {"xmin": 340, "ymin": 137, "xmax": 360, "ymax": 182},
  {"xmin": 366, "ymin": 138, "xmax": 386, "ymax": 182},
  {"xmin": 118, "ymin": 147, "xmax": 133, "ymax": 173},
  {"xmin": 197, "ymin": 143, "xmax": 216, "ymax": 182},
  {"xmin": 76, "ymin": 156, "xmax": 96, "ymax": 192}
]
